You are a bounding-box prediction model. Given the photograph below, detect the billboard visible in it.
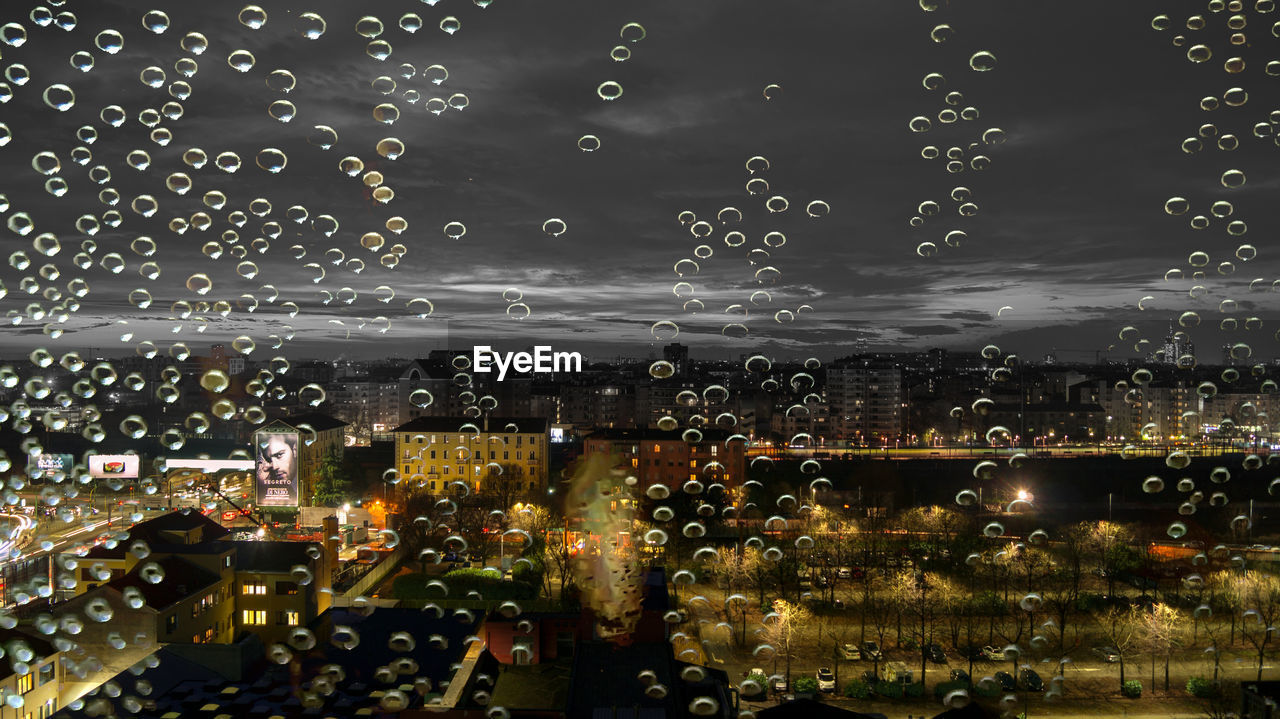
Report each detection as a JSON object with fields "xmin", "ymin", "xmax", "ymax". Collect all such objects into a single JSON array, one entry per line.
[
  {"xmin": 254, "ymin": 431, "xmax": 300, "ymax": 507},
  {"xmin": 88, "ymin": 454, "xmax": 140, "ymax": 479},
  {"xmin": 165, "ymin": 459, "xmax": 254, "ymax": 472},
  {"xmin": 29, "ymin": 453, "xmax": 74, "ymax": 479}
]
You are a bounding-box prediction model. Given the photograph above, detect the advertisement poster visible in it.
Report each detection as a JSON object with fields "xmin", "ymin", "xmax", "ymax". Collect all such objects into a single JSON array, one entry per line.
[
  {"xmin": 254, "ymin": 431, "xmax": 300, "ymax": 507},
  {"xmin": 88, "ymin": 455, "xmax": 140, "ymax": 480},
  {"xmin": 29, "ymin": 453, "xmax": 74, "ymax": 480}
]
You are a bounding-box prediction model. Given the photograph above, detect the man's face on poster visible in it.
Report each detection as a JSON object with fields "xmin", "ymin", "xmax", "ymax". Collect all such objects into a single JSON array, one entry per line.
[{"xmin": 259, "ymin": 435, "xmax": 295, "ymax": 483}]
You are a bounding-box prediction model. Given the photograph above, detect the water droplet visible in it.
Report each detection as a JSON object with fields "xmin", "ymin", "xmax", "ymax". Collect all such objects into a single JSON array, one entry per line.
[
  {"xmin": 238, "ymin": 5, "xmax": 268, "ymax": 30},
  {"xmin": 597, "ymin": 81, "xmax": 623, "ymax": 101},
  {"xmin": 969, "ymin": 50, "xmax": 997, "ymax": 71}
]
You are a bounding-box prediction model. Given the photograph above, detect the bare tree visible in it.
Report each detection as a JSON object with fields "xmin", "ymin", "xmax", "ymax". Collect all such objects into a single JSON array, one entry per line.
[
  {"xmin": 891, "ymin": 569, "xmax": 953, "ymax": 687},
  {"xmin": 1084, "ymin": 520, "xmax": 1136, "ymax": 597},
  {"xmin": 760, "ymin": 599, "xmax": 811, "ymax": 688},
  {"xmin": 1234, "ymin": 571, "xmax": 1280, "ymax": 682},
  {"xmin": 1096, "ymin": 605, "xmax": 1143, "ymax": 692},
  {"xmin": 1141, "ymin": 602, "xmax": 1183, "ymax": 692}
]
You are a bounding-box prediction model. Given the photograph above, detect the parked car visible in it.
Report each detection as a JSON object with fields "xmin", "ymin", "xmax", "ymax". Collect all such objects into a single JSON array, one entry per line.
[
  {"xmin": 771, "ymin": 676, "xmax": 788, "ymax": 693},
  {"xmin": 837, "ymin": 567, "xmax": 852, "ymax": 579},
  {"xmin": 994, "ymin": 671, "xmax": 1016, "ymax": 691},
  {"xmin": 927, "ymin": 644, "xmax": 946, "ymax": 663},
  {"xmin": 838, "ymin": 643, "xmax": 860, "ymax": 660},
  {"xmin": 1019, "ymin": 669, "xmax": 1043, "ymax": 691},
  {"xmin": 748, "ymin": 667, "xmax": 766, "ymax": 680},
  {"xmin": 861, "ymin": 641, "xmax": 883, "ymax": 661},
  {"xmin": 1092, "ymin": 646, "xmax": 1120, "ymax": 663},
  {"xmin": 816, "ymin": 668, "xmax": 836, "ymax": 693},
  {"xmin": 981, "ymin": 645, "xmax": 1005, "ymax": 661},
  {"xmin": 950, "ymin": 669, "xmax": 970, "ymax": 684}
]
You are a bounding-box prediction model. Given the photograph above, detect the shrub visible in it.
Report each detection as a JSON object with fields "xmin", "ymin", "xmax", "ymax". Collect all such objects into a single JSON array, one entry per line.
[
  {"xmin": 1187, "ymin": 676, "xmax": 1218, "ymax": 698},
  {"xmin": 390, "ymin": 570, "xmax": 536, "ymax": 601},
  {"xmin": 793, "ymin": 677, "xmax": 818, "ymax": 694},
  {"xmin": 1122, "ymin": 680, "xmax": 1142, "ymax": 698},
  {"xmin": 901, "ymin": 638, "xmax": 919, "ymax": 650},
  {"xmin": 1075, "ymin": 593, "xmax": 1107, "ymax": 612},
  {"xmin": 843, "ymin": 679, "xmax": 870, "ymax": 699},
  {"xmin": 874, "ymin": 681, "xmax": 904, "ymax": 699},
  {"xmin": 904, "ymin": 682, "xmax": 925, "ymax": 699},
  {"xmin": 933, "ymin": 680, "xmax": 968, "ymax": 699}
]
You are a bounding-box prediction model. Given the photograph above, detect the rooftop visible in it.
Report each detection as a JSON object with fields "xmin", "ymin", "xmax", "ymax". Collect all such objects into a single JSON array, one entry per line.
[
  {"xmin": 106, "ymin": 556, "xmax": 222, "ymax": 611},
  {"xmin": 0, "ymin": 628, "xmax": 57, "ymax": 680},
  {"xmin": 220, "ymin": 540, "xmax": 323, "ymax": 573},
  {"xmin": 278, "ymin": 412, "xmax": 350, "ymax": 432},
  {"xmin": 487, "ymin": 659, "xmax": 573, "ymax": 711},
  {"xmin": 84, "ymin": 511, "xmax": 231, "ymax": 559},
  {"xmin": 392, "ymin": 416, "xmax": 549, "ymax": 434},
  {"xmin": 584, "ymin": 427, "xmax": 740, "ymax": 443}
]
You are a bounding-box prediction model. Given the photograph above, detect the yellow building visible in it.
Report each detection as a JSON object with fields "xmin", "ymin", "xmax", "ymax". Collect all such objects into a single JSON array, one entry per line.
[
  {"xmin": 0, "ymin": 629, "xmax": 61, "ymax": 719},
  {"xmin": 59, "ymin": 513, "xmax": 331, "ymax": 647},
  {"xmin": 393, "ymin": 416, "xmax": 549, "ymax": 496},
  {"xmin": 228, "ymin": 540, "xmax": 333, "ymax": 645}
]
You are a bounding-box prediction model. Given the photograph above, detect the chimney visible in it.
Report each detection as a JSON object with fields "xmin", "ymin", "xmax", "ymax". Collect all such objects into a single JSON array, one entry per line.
[{"xmin": 322, "ymin": 515, "xmax": 340, "ymax": 580}]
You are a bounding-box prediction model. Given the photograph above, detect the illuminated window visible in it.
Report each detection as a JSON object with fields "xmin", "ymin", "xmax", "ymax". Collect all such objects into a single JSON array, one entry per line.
[
  {"xmin": 242, "ymin": 610, "xmax": 267, "ymax": 625},
  {"xmin": 653, "ymin": 444, "xmax": 661, "ymax": 452},
  {"xmin": 242, "ymin": 582, "xmax": 266, "ymax": 595},
  {"xmin": 17, "ymin": 672, "xmax": 33, "ymax": 695},
  {"xmin": 278, "ymin": 610, "xmax": 300, "ymax": 626}
]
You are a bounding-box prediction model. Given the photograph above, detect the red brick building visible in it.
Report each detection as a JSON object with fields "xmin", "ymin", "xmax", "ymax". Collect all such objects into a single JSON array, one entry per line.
[{"xmin": 582, "ymin": 428, "xmax": 745, "ymax": 490}]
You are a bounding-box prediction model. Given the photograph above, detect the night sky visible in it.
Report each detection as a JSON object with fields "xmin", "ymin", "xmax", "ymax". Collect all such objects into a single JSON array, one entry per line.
[{"xmin": 1, "ymin": 0, "xmax": 1277, "ymax": 363}]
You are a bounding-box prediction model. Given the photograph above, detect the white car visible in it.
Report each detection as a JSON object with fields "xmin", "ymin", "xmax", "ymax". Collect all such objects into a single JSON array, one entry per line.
[{"xmin": 816, "ymin": 667, "xmax": 836, "ymax": 693}]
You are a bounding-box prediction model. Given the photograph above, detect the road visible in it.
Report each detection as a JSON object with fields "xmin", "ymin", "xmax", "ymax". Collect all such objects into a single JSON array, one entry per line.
[
  {"xmin": 746, "ymin": 443, "xmax": 1251, "ymax": 461},
  {"xmin": 0, "ymin": 511, "xmax": 36, "ymax": 557}
]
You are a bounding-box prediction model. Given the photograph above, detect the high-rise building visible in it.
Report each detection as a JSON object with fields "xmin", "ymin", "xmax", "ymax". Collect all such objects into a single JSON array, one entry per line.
[
  {"xmin": 663, "ymin": 342, "xmax": 689, "ymax": 378},
  {"xmin": 827, "ymin": 359, "xmax": 905, "ymax": 443},
  {"xmin": 1160, "ymin": 324, "xmax": 1194, "ymax": 365}
]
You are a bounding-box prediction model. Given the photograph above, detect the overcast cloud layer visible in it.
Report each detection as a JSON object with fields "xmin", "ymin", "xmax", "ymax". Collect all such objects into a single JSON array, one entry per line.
[{"xmin": 1, "ymin": 0, "xmax": 1277, "ymax": 363}]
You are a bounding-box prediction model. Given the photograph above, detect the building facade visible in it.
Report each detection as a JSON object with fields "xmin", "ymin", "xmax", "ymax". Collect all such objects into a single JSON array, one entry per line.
[
  {"xmin": 582, "ymin": 428, "xmax": 745, "ymax": 490},
  {"xmin": 393, "ymin": 417, "xmax": 550, "ymax": 496}
]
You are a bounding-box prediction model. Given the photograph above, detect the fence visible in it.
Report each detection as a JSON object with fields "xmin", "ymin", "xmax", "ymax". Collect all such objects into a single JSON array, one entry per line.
[{"xmin": 333, "ymin": 546, "xmax": 405, "ymax": 603}]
